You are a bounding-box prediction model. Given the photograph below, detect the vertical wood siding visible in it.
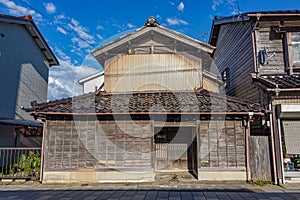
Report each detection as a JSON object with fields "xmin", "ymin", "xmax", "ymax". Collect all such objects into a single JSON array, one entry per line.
[
  {"xmin": 44, "ymin": 119, "xmax": 154, "ymax": 171},
  {"xmin": 257, "ymin": 25, "xmax": 285, "ymax": 74},
  {"xmin": 213, "ymin": 22, "xmax": 261, "ymax": 103},
  {"xmin": 105, "ymin": 54, "xmax": 204, "ymax": 92},
  {"xmin": 198, "ymin": 120, "xmax": 246, "ymax": 169},
  {"xmin": 249, "ymin": 136, "xmax": 272, "ymax": 181}
]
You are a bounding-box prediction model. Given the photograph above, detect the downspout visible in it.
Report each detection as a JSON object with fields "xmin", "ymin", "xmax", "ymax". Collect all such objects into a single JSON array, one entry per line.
[{"xmin": 269, "ymin": 100, "xmax": 278, "ymax": 185}]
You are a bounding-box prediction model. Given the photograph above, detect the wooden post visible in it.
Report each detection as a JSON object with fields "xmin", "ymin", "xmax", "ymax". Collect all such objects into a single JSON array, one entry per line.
[
  {"xmin": 246, "ymin": 120, "xmax": 251, "ymax": 182},
  {"xmin": 277, "ymin": 118, "xmax": 285, "ymax": 184},
  {"xmin": 39, "ymin": 121, "xmax": 46, "ymax": 183},
  {"xmin": 269, "ymin": 102, "xmax": 278, "ymax": 185}
]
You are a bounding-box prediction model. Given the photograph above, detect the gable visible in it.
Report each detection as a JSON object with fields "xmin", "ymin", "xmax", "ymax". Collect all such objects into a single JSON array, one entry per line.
[
  {"xmin": 92, "ymin": 19, "xmax": 215, "ymax": 67},
  {"xmin": 0, "ymin": 14, "xmax": 59, "ymax": 66}
]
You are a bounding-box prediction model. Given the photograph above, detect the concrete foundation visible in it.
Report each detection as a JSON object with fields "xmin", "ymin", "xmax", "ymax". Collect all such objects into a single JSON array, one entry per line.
[
  {"xmin": 198, "ymin": 170, "xmax": 246, "ymax": 181},
  {"xmin": 42, "ymin": 170, "xmax": 155, "ymax": 183}
]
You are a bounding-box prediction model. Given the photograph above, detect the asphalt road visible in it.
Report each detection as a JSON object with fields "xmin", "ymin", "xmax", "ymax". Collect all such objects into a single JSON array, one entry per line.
[{"xmin": 0, "ymin": 189, "xmax": 300, "ymax": 200}]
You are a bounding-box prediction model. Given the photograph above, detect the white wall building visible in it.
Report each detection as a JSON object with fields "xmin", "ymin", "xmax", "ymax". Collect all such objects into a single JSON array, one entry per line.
[{"xmin": 78, "ymin": 71, "xmax": 104, "ymax": 94}]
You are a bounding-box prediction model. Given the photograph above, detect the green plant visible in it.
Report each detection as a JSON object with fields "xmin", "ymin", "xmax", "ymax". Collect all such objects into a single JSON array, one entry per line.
[
  {"xmin": 252, "ymin": 176, "xmax": 266, "ymax": 186},
  {"xmin": 282, "ymin": 145, "xmax": 287, "ymax": 157},
  {"xmin": 170, "ymin": 173, "xmax": 179, "ymax": 182},
  {"xmin": 10, "ymin": 151, "xmax": 41, "ymax": 179}
]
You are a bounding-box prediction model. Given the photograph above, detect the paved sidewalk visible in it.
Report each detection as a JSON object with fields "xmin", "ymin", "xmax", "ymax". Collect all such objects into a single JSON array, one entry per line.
[
  {"xmin": 0, "ymin": 187, "xmax": 300, "ymax": 200},
  {"xmin": 0, "ymin": 181, "xmax": 299, "ymax": 199}
]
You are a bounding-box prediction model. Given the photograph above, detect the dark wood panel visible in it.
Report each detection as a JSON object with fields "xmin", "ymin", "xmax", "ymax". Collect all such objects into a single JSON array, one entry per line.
[
  {"xmin": 44, "ymin": 119, "xmax": 154, "ymax": 171},
  {"xmin": 213, "ymin": 22, "xmax": 261, "ymax": 103},
  {"xmin": 249, "ymin": 136, "xmax": 272, "ymax": 181},
  {"xmin": 198, "ymin": 120, "xmax": 245, "ymax": 169}
]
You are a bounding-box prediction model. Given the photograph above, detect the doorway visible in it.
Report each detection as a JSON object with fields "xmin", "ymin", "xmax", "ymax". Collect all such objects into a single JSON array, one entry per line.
[{"xmin": 154, "ymin": 126, "xmax": 198, "ymax": 179}]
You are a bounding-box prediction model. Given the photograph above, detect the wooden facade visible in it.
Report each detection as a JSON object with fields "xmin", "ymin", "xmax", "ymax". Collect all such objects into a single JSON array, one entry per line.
[
  {"xmin": 31, "ymin": 17, "xmax": 263, "ymax": 183},
  {"xmin": 42, "ymin": 116, "xmax": 249, "ymax": 182},
  {"xmin": 92, "ymin": 18, "xmax": 221, "ymax": 94},
  {"xmin": 105, "ymin": 53, "xmax": 220, "ymax": 93},
  {"xmin": 210, "ymin": 11, "xmax": 300, "ymax": 184}
]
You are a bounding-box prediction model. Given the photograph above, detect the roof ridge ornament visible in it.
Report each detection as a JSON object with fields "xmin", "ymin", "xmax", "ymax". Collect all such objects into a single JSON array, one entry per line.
[{"xmin": 144, "ymin": 16, "xmax": 159, "ymax": 27}]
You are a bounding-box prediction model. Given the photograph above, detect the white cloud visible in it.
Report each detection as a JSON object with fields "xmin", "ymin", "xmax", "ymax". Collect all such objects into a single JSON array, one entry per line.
[
  {"xmin": 169, "ymin": 1, "xmax": 175, "ymax": 6},
  {"xmin": 68, "ymin": 18, "xmax": 95, "ymax": 43},
  {"xmin": 56, "ymin": 27, "xmax": 67, "ymax": 35},
  {"xmin": 166, "ymin": 17, "xmax": 188, "ymax": 26},
  {"xmin": 97, "ymin": 34, "xmax": 103, "ymax": 40},
  {"xmin": 127, "ymin": 23, "xmax": 136, "ymax": 29},
  {"xmin": 177, "ymin": 2, "xmax": 184, "ymax": 12},
  {"xmin": 56, "ymin": 14, "xmax": 66, "ymax": 19},
  {"xmin": 212, "ymin": 0, "xmax": 224, "ymax": 11},
  {"xmin": 54, "ymin": 47, "xmax": 71, "ymax": 62},
  {"xmin": 231, "ymin": 9, "xmax": 240, "ymax": 15},
  {"xmin": 48, "ymin": 59, "xmax": 99, "ymax": 100},
  {"xmin": 96, "ymin": 24, "xmax": 103, "ymax": 30},
  {"xmin": 227, "ymin": 0, "xmax": 236, "ymax": 6},
  {"xmin": 67, "ymin": 18, "xmax": 95, "ymax": 50},
  {"xmin": 0, "ymin": 0, "xmax": 42, "ymax": 21},
  {"xmin": 71, "ymin": 18, "xmax": 79, "ymax": 27},
  {"xmin": 44, "ymin": 2, "xmax": 56, "ymax": 14}
]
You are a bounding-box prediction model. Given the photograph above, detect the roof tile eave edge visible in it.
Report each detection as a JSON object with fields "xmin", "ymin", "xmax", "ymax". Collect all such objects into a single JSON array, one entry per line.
[{"xmin": 31, "ymin": 111, "xmax": 263, "ymax": 116}]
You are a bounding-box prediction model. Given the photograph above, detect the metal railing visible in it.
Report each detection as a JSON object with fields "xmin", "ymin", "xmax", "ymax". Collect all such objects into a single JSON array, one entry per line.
[{"xmin": 0, "ymin": 147, "xmax": 41, "ymax": 180}]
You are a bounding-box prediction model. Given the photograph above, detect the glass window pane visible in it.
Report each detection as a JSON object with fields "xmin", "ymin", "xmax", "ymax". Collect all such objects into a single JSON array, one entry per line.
[{"xmin": 292, "ymin": 33, "xmax": 300, "ymax": 63}]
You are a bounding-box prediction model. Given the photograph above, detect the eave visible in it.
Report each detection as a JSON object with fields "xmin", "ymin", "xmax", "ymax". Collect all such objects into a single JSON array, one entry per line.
[
  {"xmin": 0, "ymin": 14, "xmax": 59, "ymax": 66},
  {"xmin": 30, "ymin": 111, "xmax": 264, "ymax": 116},
  {"xmin": 91, "ymin": 25, "xmax": 215, "ymax": 66}
]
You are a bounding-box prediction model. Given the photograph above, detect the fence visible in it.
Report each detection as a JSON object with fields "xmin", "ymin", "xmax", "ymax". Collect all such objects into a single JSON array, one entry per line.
[{"xmin": 0, "ymin": 147, "xmax": 41, "ymax": 180}]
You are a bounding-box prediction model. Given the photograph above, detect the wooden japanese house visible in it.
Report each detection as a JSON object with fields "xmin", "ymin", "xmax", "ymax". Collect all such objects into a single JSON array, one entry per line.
[
  {"xmin": 30, "ymin": 17, "xmax": 263, "ymax": 183},
  {"xmin": 210, "ymin": 10, "xmax": 300, "ymax": 184}
]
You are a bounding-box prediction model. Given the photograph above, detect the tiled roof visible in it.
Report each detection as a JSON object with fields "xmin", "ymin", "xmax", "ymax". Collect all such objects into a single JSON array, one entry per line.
[
  {"xmin": 30, "ymin": 89, "xmax": 262, "ymax": 115},
  {"xmin": 210, "ymin": 10, "xmax": 300, "ymax": 46},
  {"xmin": 214, "ymin": 10, "xmax": 300, "ymax": 23},
  {"xmin": 0, "ymin": 14, "xmax": 33, "ymax": 21},
  {"xmin": 253, "ymin": 74, "xmax": 300, "ymax": 89}
]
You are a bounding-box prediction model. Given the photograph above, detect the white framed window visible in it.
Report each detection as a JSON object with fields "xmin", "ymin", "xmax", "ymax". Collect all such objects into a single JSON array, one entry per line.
[{"xmin": 289, "ymin": 32, "xmax": 300, "ymax": 71}]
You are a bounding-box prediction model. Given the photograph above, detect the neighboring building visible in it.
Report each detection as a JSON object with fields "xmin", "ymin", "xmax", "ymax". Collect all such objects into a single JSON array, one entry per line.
[
  {"xmin": 78, "ymin": 71, "xmax": 104, "ymax": 94},
  {"xmin": 0, "ymin": 14, "xmax": 58, "ymax": 147},
  {"xmin": 210, "ymin": 10, "xmax": 300, "ymax": 184},
  {"xmin": 30, "ymin": 17, "xmax": 262, "ymax": 183}
]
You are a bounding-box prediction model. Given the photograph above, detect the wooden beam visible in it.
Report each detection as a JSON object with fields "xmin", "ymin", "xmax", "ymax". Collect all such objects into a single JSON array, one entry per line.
[{"xmin": 31, "ymin": 111, "xmax": 264, "ymax": 116}]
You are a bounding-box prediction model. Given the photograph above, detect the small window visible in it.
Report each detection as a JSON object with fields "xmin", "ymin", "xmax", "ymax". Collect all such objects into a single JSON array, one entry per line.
[
  {"xmin": 221, "ymin": 68, "xmax": 229, "ymax": 88},
  {"xmin": 289, "ymin": 32, "xmax": 300, "ymax": 71}
]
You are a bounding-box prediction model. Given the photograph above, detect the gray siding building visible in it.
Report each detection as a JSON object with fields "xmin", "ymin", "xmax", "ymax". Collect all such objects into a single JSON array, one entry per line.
[
  {"xmin": 0, "ymin": 14, "xmax": 58, "ymax": 148},
  {"xmin": 0, "ymin": 15, "xmax": 58, "ymax": 121}
]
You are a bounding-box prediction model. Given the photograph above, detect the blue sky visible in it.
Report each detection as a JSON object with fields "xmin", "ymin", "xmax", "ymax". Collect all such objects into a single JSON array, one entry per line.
[{"xmin": 1, "ymin": 0, "xmax": 300, "ymax": 100}]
